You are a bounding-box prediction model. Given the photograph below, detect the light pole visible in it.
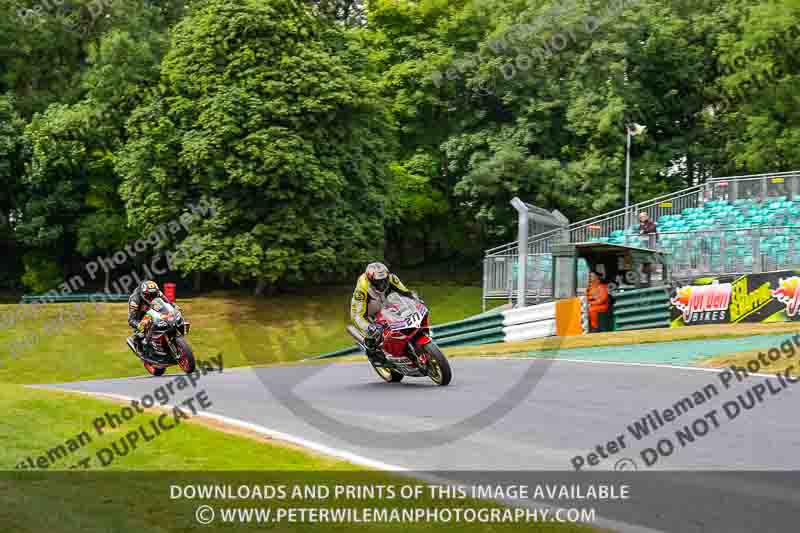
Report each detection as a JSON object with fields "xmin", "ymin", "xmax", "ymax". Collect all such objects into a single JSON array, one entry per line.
[
  {"xmin": 510, "ymin": 197, "xmax": 529, "ymax": 308},
  {"xmin": 625, "ymin": 123, "xmax": 646, "ymax": 228}
]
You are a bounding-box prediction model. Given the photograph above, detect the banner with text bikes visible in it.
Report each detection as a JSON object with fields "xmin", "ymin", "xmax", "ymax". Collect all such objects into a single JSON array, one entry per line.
[{"xmin": 670, "ymin": 269, "xmax": 800, "ymax": 326}]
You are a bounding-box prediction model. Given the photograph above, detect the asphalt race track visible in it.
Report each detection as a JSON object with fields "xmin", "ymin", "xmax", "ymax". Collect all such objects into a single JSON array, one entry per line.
[{"xmin": 42, "ymin": 357, "xmax": 800, "ymax": 533}]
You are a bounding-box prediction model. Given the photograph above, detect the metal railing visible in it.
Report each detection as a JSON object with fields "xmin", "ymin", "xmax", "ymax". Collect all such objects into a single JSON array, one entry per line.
[
  {"xmin": 483, "ymin": 170, "xmax": 800, "ymax": 306},
  {"xmin": 484, "ymin": 185, "xmax": 706, "ymax": 257},
  {"xmin": 483, "ymin": 254, "xmax": 590, "ymax": 308},
  {"xmin": 486, "ymin": 170, "xmax": 800, "ymax": 257},
  {"xmin": 706, "ymin": 173, "xmax": 800, "ymax": 204},
  {"xmin": 614, "ymin": 225, "xmax": 800, "ymax": 280}
]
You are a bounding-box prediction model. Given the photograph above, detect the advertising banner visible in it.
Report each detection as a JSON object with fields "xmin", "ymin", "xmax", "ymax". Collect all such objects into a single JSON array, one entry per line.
[{"xmin": 670, "ymin": 270, "xmax": 800, "ymax": 326}]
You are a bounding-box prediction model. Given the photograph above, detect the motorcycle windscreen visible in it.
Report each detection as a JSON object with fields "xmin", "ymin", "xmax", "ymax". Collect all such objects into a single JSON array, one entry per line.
[
  {"xmin": 146, "ymin": 298, "xmax": 177, "ymax": 322},
  {"xmin": 381, "ymin": 293, "xmax": 425, "ymax": 330}
]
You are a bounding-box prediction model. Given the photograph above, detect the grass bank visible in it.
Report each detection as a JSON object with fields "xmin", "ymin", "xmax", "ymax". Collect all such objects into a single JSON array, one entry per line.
[{"xmin": 0, "ymin": 284, "xmax": 483, "ymax": 385}]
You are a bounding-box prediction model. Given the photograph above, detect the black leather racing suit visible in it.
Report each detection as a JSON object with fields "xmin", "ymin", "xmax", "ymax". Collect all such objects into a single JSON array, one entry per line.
[{"xmin": 128, "ymin": 286, "xmax": 167, "ymax": 351}]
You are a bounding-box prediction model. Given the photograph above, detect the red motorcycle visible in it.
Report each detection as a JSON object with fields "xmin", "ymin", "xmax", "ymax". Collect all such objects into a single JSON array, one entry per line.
[{"xmin": 348, "ymin": 293, "xmax": 452, "ymax": 386}]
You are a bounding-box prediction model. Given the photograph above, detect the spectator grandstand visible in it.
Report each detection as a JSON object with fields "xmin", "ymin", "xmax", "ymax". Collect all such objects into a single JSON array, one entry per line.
[
  {"xmin": 601, "ymin": 196, "xmax": 799, "ymax": 274},
  {"xmin": 483, "ymin": 171, "xmax": 800, "ymax": 309}
]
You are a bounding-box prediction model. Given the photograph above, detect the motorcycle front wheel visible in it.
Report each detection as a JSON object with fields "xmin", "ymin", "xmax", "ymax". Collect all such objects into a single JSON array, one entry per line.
[
  {"xmin": 175, "ymin": 337, "xmax": 196, "ymax": 374},
  {"xmin": 371, "ymin": 360, "xmax": 404, "ymax": 383},
  {"xmin": 143, "ymin": 361, "xmax": 166, "ymax": 376},
  {"xmin": 420, "ymin": 342, "xmax": 452, "ymax": 386}
]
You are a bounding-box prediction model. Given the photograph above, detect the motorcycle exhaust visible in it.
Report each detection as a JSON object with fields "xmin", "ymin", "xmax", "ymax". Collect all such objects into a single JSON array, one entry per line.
[
  {"xmin": 126, "ymin": 337, "xmax": 138, "ymax": 356},
  {"xmin": 346, "ymin": 325, "xmax": 368, "ymax": 353},
  {"xmin": 127, "ymin": 336, "xmax": 170, "ymax": 367},
  {"xmin": 346, "ymin": 325, "xmax": 365, "ymax": 344}
]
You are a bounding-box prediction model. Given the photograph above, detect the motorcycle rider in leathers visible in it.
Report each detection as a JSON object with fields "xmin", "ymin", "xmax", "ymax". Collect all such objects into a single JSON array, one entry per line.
[
  {"xmin": 128, "ymin": 280, "xmax": 167, "ymax": 355},
  {"xmin": 350, "ymin": 262, "xmax": 420, "ymax": 363}
]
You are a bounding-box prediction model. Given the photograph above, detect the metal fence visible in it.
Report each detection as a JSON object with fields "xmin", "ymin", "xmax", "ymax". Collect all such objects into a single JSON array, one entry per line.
[
  {"xmin": 483, "ymin": 254, "xmax": 590, "ymax": 308},
  {"xmin": 484, "ymin": 170, "xmax": 800, "ymax": 307},
  {"xmin": 706, "ymin": 174, "xmax": 800, "ymax": 203}
]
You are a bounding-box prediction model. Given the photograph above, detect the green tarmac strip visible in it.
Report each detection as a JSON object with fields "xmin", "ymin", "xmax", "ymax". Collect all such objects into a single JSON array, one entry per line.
[{"xmin": 519, "ymin": 333, "xmax": 799, "ymax": 366}]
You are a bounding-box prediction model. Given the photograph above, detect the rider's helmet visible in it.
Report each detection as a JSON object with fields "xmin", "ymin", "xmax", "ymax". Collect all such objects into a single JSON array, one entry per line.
[
  {"xmin": 140, "ymin": 280, "xmax": 160, "ymax": 304},
  {"xmin": 365, "ymin": 262, "xmax": 390, "ymax": 293}
]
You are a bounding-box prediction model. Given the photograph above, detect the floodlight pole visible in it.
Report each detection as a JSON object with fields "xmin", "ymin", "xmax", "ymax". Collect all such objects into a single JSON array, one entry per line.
[
  {"xmin": 625, "ymin": 127, "xmax": 632, "ymax": 228},
  {"xmin": 511, "ymin": 197, "xmax": 529, "ymax": 308}
]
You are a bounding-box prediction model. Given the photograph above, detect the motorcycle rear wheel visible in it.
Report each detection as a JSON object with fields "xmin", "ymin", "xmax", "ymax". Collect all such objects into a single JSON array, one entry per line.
[{"xmin": 421, "ymin": 342, "xmax": 452, "ymax": 386}]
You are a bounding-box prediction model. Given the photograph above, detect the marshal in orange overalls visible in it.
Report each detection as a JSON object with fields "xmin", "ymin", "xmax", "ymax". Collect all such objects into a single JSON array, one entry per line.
[{"xmin": 586, "ymin": 272, "xmax": 609, "ymax": 332}]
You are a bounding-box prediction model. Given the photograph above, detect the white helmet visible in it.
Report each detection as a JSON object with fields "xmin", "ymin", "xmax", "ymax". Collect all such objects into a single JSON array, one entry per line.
[{"xmin": 365, "ymin": 262, "xmax": 390, "ymax": 292}]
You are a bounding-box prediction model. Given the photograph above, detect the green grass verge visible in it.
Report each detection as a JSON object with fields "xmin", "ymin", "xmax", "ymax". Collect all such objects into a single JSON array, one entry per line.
[
  {"xmin": 0, "ymin": 383, "xmax": 350, "ymax": 471},
  {"xmin": 0, "ymin": 384, "xmax": 592, "ymax": 533},
  {"xmin": 698, "ymin": 340, "xmax": 800, "ymax": 374}
]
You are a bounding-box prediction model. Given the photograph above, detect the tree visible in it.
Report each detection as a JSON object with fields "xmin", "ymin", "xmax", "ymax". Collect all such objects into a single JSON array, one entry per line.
[
  {"xmin": 13, "ymin": 6, "xmax": 167, "ymax": 292},
  {"xmin": 0, "ymin": 94, "xmax": 28, "ymax": 288},
  {"xmin": 709, "ymin": 0, "xmax": 800, "ymax": 172},
  {"xmin": 117, "ymin": 0, "xmax": 394, "ymax": 293}
]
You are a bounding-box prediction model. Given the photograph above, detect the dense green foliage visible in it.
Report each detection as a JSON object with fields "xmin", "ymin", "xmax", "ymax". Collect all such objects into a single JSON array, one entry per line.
[{"xmin": 2, "ymin": 0, "xmax": 800, "ymax": 293}]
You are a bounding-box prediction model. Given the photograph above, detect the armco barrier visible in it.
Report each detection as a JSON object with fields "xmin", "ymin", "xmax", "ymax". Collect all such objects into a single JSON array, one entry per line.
[
  {"xmin": 432, "ymin": 313, "xmax": 504, "ymax": 338},
  {"xmin": 308, "ymin": 301, "xmax": 558, "ymax": 360},
  {"xmin": 501, "ymin": 302, "xmax": 556, "ymax": 342},
  {"xmin": 611, "ymin": 286, "xmax": 671, "ymax": 331},
  {"xmin": 309, "ymin": 312, "xmax": 505, "ymax": 360}
]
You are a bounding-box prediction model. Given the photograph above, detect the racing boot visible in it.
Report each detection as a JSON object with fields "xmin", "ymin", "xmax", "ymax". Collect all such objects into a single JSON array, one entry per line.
[
  {"xmin": 367, "ymin": 345, "xmax": 388, "ymax": 365},
  {"xmin": 364, "ymin": 333, "xmax": 387, "ymax": 365},
  {"xmin": 133, "ymin": 332, "xmax": 145, "ymax": 354},
  {"xmin": 364, "ymin": 323, "xmax": 388, "ymax": 364}
]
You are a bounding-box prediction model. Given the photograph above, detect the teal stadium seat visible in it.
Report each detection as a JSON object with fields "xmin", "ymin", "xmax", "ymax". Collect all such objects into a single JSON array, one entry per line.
[{"xmin": 588, "ymin": 195, "xmax": 800, "ymax": 274}]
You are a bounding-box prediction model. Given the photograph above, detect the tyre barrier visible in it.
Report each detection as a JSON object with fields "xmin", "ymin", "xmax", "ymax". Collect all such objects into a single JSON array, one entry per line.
[
  {"xmin": 579, "ymin": 295, "xmax": 589, "ymax": 334},
  {"xmin": 308, "ymin": 301, "xmax": 558, "ymax": 360},
  {"xmin": 611, "ymin": 285, "xmax": 672, "ymax": 331}
]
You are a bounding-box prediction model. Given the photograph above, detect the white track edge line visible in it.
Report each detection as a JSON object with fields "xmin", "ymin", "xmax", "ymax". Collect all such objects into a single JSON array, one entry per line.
[
  {"xmin": 46, "ymin": 387, "xmax": 407, "ymax": 472},
  {"xmin": 45, "ymin": 386, "xmax": 666, "ymax": 533},
  {"xmin": 481, "ymin": 356, "xmax": 781, "ymax": 378}
]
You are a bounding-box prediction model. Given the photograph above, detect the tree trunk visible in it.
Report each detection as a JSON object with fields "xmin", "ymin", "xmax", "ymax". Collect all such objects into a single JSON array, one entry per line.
[
  {"xmin": 254, "ymin": 279, "xmax": 267, "ymax": 296},
  {"xmin": 193, "ymin": 271, "xmax": 202, "ymax": 291}
]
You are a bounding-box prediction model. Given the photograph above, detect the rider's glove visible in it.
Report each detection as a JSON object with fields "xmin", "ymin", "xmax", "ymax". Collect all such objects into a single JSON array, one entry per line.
[
  {"xmin": 365, "ymin": 323, "xmax": 385, "ymax": 347},
  {"xmin": 137, "ymin": 316, "xmax": 151, "ymax": 333}
]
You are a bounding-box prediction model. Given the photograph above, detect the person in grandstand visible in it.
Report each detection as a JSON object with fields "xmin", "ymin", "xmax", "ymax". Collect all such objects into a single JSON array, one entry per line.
[
  {"xmin": 350, "ymin": 262, "xmax": 420, "ymax": 363},
  {"xmin": 638, "ymin": 211, "xmax": 657, "ymax": 237},
  {"xmin": 638, "ymin": 212, "xmax": 658, "ymax": 282}
]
